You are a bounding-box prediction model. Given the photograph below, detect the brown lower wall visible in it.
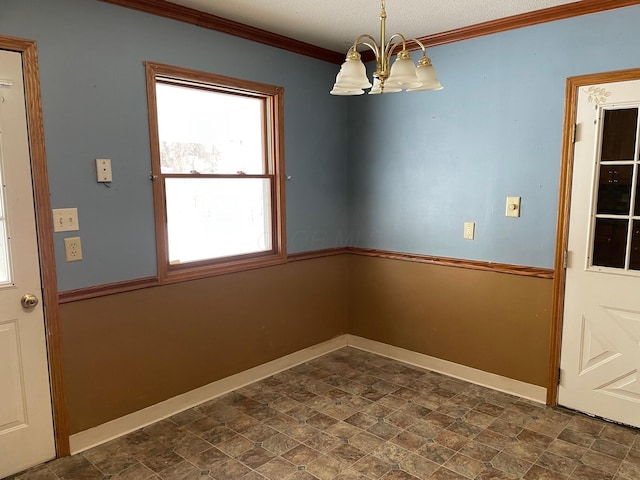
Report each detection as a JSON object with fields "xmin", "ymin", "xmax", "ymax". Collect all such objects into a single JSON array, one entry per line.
[
  {"xmin": 59, "ymin": 255, "xmax": 348, "ymax": 434},
  {"xmin": 60, "ymin": 252, "xmax": 554, "ymax": 434},
  {"xmin": 347, "ymin": 255, "xmax": 553, "ymax": 387}
]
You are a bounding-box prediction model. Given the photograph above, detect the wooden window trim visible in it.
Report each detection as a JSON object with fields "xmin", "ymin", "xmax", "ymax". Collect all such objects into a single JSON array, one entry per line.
[{"xmin": 145, "ymin": 62, "xmax": 286, "ymax": 284}]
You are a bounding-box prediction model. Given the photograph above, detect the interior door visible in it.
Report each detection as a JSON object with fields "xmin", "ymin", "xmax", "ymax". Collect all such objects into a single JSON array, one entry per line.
[
  {"xmin": 0, "ymin": 50, "xmax": 55, "ymax": 478},
  {"xmin": 559, "ymin": 78, "xmax": 640, "ymax": 427}
]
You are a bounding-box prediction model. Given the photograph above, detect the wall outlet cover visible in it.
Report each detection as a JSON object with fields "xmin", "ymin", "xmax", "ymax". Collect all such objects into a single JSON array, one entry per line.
[
  {"xmin": 96, "ymin": 158, "xmax": 112, "ymax": 183},
  {"xmin": 64, "ymin": 237, "xmax": 83, "ymax": 262}
]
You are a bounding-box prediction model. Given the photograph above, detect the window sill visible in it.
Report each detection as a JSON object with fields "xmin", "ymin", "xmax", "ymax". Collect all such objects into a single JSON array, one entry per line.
[{"xmin": 159, "ymin": 250, "xmax": 287, "ymax": 284}]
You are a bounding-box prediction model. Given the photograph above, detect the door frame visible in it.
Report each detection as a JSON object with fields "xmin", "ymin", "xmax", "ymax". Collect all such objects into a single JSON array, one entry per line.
[
  {"xmin": 547, "ymin": 67, "xmax": 640, "ymax": 405},
  {"xmin": 0, "ymin": 35, "xmax": 69, "ymax": 456}
]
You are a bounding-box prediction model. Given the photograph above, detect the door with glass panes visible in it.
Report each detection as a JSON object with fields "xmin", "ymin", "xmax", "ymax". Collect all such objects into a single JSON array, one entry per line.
[
  {"xmin": 0, "ymin": 48, "xmax": 55, "ymax": 477},
  {"xmin": 559, "ymin": 78, "xmax": 640, "ymax": 427}
]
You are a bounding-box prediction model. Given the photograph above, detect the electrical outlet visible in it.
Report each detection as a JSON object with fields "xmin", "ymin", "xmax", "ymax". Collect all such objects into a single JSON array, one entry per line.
[
  {"xmin": 64, "ymin": 237, "xmax": 83, "ymax": 262},
  {"xmin": 464, "ymin": 222, "xmax": 475, "ymax": 240},
  {"xmin": 96, "ymin": 158, "xmax": 112, "ymax": 182}
]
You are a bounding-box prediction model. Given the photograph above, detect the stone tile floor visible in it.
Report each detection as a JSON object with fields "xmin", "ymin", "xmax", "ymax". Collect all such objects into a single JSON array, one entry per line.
[{"xmin": 9, "ymin": 347, "xmax": 640, "ymax": 480}]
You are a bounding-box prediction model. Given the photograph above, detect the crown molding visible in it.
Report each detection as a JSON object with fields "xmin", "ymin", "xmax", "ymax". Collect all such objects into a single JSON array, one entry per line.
[
  {"xmin": 98, "ymin": 0, "xmax": 345, "ymax": 64},
  {"xmin": 100, "ymin": 1, "xmax": 639, "ymax": 65},
  {"xmin": 362, "ymin": 0, "xmax": 640, "ymax": 61},
  {"xmin": 420, "ymin": 0, "xmax": 640, "ymax": 48}
]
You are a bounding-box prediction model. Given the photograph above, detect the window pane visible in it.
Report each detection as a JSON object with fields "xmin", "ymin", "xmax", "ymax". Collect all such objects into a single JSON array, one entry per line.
[
  {"xmin": 636, "ymin": 167, "xmax": 640, "ymax": 216},
  {"xmin": 156, "ymin": 83, "xmax": 264, "ymax": 175},
  {"xmin": 165, "ymin": 177, "xmax": 272, "ymax": 264},
  {"xmin": 592, "ymin": 218, "xmax": 628, "ymax": 268},
  {"xmin": 601, "ymin": 108, "xmax": 638, "ymax": 161},
  {"xmin": 631, "ymin": 220, "xmax": 640, "ymax": 270},
  {"xmin": 596, "ymin": 165, "xmax": 633, "ymax": 215}
]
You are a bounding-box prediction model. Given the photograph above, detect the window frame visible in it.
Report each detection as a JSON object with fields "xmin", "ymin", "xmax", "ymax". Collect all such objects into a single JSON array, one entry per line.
[{"xmin": 145, "ymin": 62, "xmax": 286, "ymax": 283}]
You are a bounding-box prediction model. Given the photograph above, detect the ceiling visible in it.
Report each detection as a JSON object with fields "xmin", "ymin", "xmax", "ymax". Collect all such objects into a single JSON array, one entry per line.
[{"xmin": 165, "ymin": 0, "xmax": 579, "ymax": 53}]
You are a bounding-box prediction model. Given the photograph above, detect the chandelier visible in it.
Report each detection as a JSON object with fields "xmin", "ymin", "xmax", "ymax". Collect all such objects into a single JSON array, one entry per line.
[{"xmin": 330, "ymin": 0, "xmax": 443, "ymax": 95}]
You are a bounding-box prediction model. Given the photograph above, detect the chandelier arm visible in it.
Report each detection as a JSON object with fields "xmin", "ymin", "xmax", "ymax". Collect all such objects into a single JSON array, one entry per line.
[
  {"xmin": 358, "ymin": 41, "xmax": 379, "ymax": 58},
  {"xmin": 385, "ymin": 36, "xmax": 431, "ymax": 59},
  {"xmin": 351, "ymin": 34, "xmax": 381, "ymax": 58},
  {"xmin": 385, "ymin": 33, "xmax": 408, "ymax": 57},
  {"xmin": 405, "ymin": 37, "xmax": 427, "ymax": 55},
  {"xmin": 403, "ymin": 38, "xmax": 435, "ymax": 68}
]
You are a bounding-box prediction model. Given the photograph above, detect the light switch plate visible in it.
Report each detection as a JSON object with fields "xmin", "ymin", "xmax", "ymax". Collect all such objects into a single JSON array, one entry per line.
[
  {"xmin": 506, "ymin": 196, "xmax": 521, "ymax": 217},
  {"xmin": 464, "ymin": 222, "xmax": 475, "ymax": 240},
  {"xmin": 52, "ymin": 208, "xmax": 79, "ymax": 232}
]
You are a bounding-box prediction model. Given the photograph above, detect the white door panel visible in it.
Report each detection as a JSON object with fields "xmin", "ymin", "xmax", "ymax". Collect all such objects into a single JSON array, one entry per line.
[
  {"xmin": 0, "ymin": 50, "xmax": 55, "ymax": 478},
  {"xmin": 559, "ymin": 78, "xmax": 640, "ymax": 428},
  {"xmin": 0, "ymin": 320, "xmax": 27, "ymax": 429}
]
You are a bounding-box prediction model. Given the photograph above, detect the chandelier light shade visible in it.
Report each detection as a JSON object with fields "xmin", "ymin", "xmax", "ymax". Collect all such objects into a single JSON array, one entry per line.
[
  {"xmin": 369, "ymin": 78, "xmax": 401, "ymax": 95},
  {"xmin": 330, "ymin": 52, "xmax": 373, "ymax": 95},
  {"xmin": 330, "ymin": 0, "xmax": 443, "ymax": 95}
]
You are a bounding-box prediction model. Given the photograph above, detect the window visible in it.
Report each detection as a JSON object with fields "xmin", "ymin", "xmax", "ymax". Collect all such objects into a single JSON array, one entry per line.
[
  {"xmin": 590, "ymin": 107, "xmax": 640, "ymax": 272},
  {"xmin": 145, "ymin": 62, "xmax": 286, "ymax": 282}
]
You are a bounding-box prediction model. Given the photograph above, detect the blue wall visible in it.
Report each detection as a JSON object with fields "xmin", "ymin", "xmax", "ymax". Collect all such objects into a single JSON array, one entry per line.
[
  {"xmin": 3, "ymin": 2, "xmax": 640, "ymax": 289},
  {"xmin": 0, "ymin": 0, "xmax": 349, "ymax": 290},
  {"xmin": 348, "ymin": 6, "xmax": 640, "ymax": 268}
]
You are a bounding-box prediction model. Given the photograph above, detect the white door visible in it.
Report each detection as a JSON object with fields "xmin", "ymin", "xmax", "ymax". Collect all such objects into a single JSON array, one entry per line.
[
  {"xmin": 559, "ymin": 78, "xmax": 640, "ymax": 427},
  {"xmin": 0, "ymin": 50, "xmax": 55, "ymax": 478}
]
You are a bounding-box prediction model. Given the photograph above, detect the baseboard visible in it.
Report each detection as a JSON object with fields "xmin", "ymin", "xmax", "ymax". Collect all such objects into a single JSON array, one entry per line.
[
  {"xmin": 70, "ymin": 334, "xmax": 547, "ymax": 454},
  {"xmin": 69, "ymin": 335, "xmax": 348, "ymax": 454},
  {"xmin": 346, "ymin": 335, "xmax": 547, "ymax": 404}
]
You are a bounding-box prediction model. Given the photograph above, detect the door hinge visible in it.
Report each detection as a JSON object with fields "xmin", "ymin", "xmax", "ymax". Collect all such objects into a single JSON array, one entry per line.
[
  {"xmin": 570, "ymin": 123, "xmax": 577, "ymax": 143},
  {"xmin": 563, "ymin": 249, "xmax": 569, "ymax": 269},
  {"xmin": 558, "ymin": 367, "xmax": 562, "ymax": 385}
]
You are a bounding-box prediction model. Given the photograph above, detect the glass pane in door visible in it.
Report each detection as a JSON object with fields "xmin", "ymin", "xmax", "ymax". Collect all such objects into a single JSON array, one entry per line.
[
  {"xmin": 601, "ymin": 108, "xmax": 638, "ymax": 161},
  {"xmin": 630, "ymin": 220, "xmax": 640, "ymax": 270},
  {"xmin": 596, "ymin": 165, "xmax": 634, "ymax": 215},
  {"xmin": 635, "ymin": 169, "xmax": 640, "ymax": 216},
  {"xmin": 592, "ymin": 218, "xmax": 628, "ymax": 268}
]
